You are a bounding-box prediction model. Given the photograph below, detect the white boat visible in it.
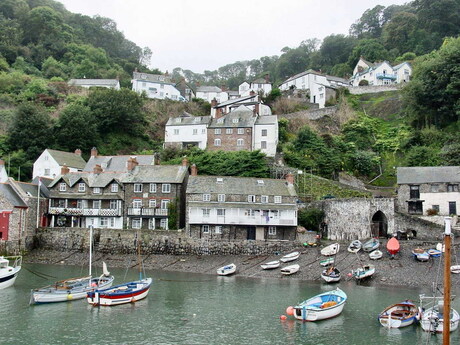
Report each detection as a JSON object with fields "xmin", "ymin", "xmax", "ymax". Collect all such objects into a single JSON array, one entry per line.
[
  {"xmin": 260, "ymin": 260, "xmax": 280, "ymax": 270},
  {"xmin": 87, "ymin": 277, "xmax": 152, "ymax": 306},
  {"xmin": 347, "ymin": 240, "xmax": 362, "ymax": 253},
  {"xmin": 369, "ymin": 250, "xmax": 383, "ymax": 260},
  {"xmin": 320, "ymin": 243, "xmax": 340, "ymax": 256},
  {"xmin": 287, "ymin": 288, "xmax": 347, "ymax": 321},
  {"xmin": 281, "ymin": 264, "xmax": 300, "ymax": 275},
  {"xmin": 321, "ymin": 266, "xmax": 341, "ymax": 283},
  {"xmin": 412, "ymin": 248, "xmax": 429, "ymax": 262},
  {"xmin": 30, "ymin": 226, "xmax": 114, "ymax": 304},
  {"xmin": 217, "ymin": 263, "xmax": 236, "ymax": 276},
  {"xmin": 420, "ymin": 297, "xmax": 460, "ymax": 333},
  {"xmin": 319, "ymin": 257, "xmax": 334, "ymax": 267},
  {"xmin": 352, "ymin": 264, "xmax": 375, "ymax": 280},
  {"xmin": 0, "ymin": 256, "xmax": 22, "ymax": 289},
  {"xmin": 362, "ymin": 238, "xmax": 380, "ymax": 252},
  {"xmin": 451, "ymin": 265, "xmax": 460, "ymax": 274},
  {"xmin": 280, "ymin": 251, "xmax": 300, "ymax": 263},
  {"xmin": 378, "ymin": 300, "xmax": 421, "ymax": 328}
]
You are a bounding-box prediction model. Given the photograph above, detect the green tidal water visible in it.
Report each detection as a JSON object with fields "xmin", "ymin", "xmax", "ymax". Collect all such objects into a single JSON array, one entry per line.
[{"xmin": 1, "ymin": 263, "xmax": 459, "ymax": 345}]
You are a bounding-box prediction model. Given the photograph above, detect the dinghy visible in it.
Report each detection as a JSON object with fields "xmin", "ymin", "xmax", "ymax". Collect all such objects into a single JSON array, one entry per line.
[
  {"xmin": 436, "ymin": 243, "xmax": 445, "ymax": 252},
  {"xmin": 420, "ymin": 298, "xmax": 460, "ymax": 333},
  {"xmin": 412, "ymin": 248, "xmax": 429, "ymax": 262},
  {"xmin": 347, "ymin": 240, "xmax": 362, "ymax": 253},
  {"xmin": 320, "ymin": 243, "xmax": 340, "ymax": 256},
  {"xmin": 451, "ymin": 265, "xmax": 460, "ymax": 274},
  {"xmin": 280, "ymin": 251, "xmax": 300, "ymax": 263},
  {"xmin": 427, "ymin": 248, "xmax": 442, "ymax": 258},
  {"xmin": 286, "ymin": 288, "xmax": 347, "ymax": 321},
  {"xmin": 281, "ymin": 264, "xmax": 300, "ymax": 275},
  {"xmin": 0, "ymin": 256, "xmax": 22, "ymax": 290},
  {"xmin": 319, "ymin": 257, "xmax": 334, "ymax": 267},
  {"xmin": 378, "ymin": 300, "xmax": 421, "ymax": 328},
  {"xmin": 362, "ymin": 238, "xmax": 380, "ymax": 252},
  {"xmin": 386, "ymin": 237, "xmax": 400, "ymax": 258},
  {"xmin": 260, "ymin": 260, "xmax": 280, "ymax": 270},
  {"xmin": 217, "ymin": 263, "xmax": 236, "ymax": 276},
  {"xmin": 369, "ymin": 250, "xmax": 383, "ymax": 260},
  {"xmin": 321, "ymin": 266, "xmax": 341, "ymax": 283},
  {"xmin": 352, "ymin": 264, "xmax": 375, "ymax": 280}
]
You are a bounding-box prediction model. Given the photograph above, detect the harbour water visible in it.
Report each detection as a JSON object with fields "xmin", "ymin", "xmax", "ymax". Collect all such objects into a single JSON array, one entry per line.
[{"xmin": 1, "ymin": 263, "xmax": 460, "ymax": 345}]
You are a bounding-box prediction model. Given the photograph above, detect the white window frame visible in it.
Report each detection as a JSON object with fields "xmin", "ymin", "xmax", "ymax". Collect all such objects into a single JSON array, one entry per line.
[
  {"xmin": 268, "ymin": 226, "xmax": 276, "ymax": 235},
  {"xmin": 261, "ymin": 141, "xmax": 267, "ymax": 149},
  {"xmin": 203, "ymin": 193, "xmax": 211, "ymax": 201},
  {"xmin": 132, "ymin": 218, "xmax": 141, "ymax": 229},
  {"xmin": 174, "ymin": 129, "xmax": 179, "ymax": 135},
  {"xmin": 161, "ymin": 199, "xmax": 170, "ymax": 209},
  {"xmin": 218, "ymin": 194, "xmax": 225, "ymax": 202},
  {"xmin": 111, "ymin": 183, "xmax": 118, "ymax": 193},
  {"xmin": 149, "ymin": 183, "xmax": 157, "ymax": 193},
  {"xmin": 93, "ymin": 187, "xmax": 101, "ymax": 194},
  {"xmin": 237, "ymin": 139, "xmax": 244, "ymax": 146},
  {"xmin": 202, "ymin": 225, "xmax": 210, "ymax": 233},
  {"xmin": 93, "ymin": 200, "xmax": 101, "ymax": 209},
  {"xmin": 217, "ymin": 208, "xmax": 225, "ymax": 216},
  {"xmin": 215, "ymin": 226, "xmax": 222, "ymax": 234},
  {"xmin": 248, "ymin": 195, "xmax": 255, "ymax": 203},
  {"xmin": 149, "ymin": 199, "xmax": 157, "ymax": 208},
  {"xmin": 162, "ymin": 184, "xmax": 171, "ymax": 193},
  {"xmin": 226, "ymin": 128, "xmax": 233, "ymax": 134},
  {"xmin": 193, "ymin": 128, "xmax": 198, "ymax": 135},
  {"xmin": 160, "ymin": 218, "xmax": 168, "ymax": 230},
  {"xmin": 148, "ymin": 218, "xmax": 155, "ymax": 230},
  {"xmin": 59, "ymin": 183, "xmax": 66, "ymax": 192},
  {"xmin": 202, "ymin": 208, "xmax": 210, "ymax": 217},
  {"xmin": 132, "ymin": 199, "xmax": 142, "ymax": 209},
  {"xmin": 274, "ymin": 196, "xmax": 282, "ymax": 204},
  {"xmin": 134, "ymin": 183, "xmax": 143, "ymax": 193},
  {"xmin": 78, "ymin": 183, "xmax": 86, "ymax": 192},
  {"xmin": 44, "ymin": 168, "xmax": 50, "ymax": 176},
  {"xmin": 100, "ymin": 217, "xmax": 108, "ymax": 228},
  {"xmin": 261, "ymin": 129, "xmax": 267, "ymax": 136},
  {"xmin": 109, "ymin": 200, "xmax": 118, "ymax": 209},
  {"xmin": 214, "ymin": 138, "xmax": 221, "ymax": 146},
  {"xmin": 77, "ymin": 200, "xmax": 84, "ymax": 209},
  {"xmin": 247, "ymin": 209, "xmax": 255, "ymax": 218},
  {"xmin": 261, "ymin": 195, "xmax": 268, "ymax": 203},
  {"xmin": 237, "ymin": 128, "xmax": 244, "ymax": 134},
  {"xmin": 214, "ymin": 128, "xmax": 221, "ymax": 135}
]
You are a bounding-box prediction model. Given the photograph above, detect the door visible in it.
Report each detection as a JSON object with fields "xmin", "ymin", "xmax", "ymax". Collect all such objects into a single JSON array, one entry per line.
[
  {"xmin": 0, "ymin": 211, "xmax": 11, "ymax": 240},
  {"xmin": 247, "ymin": 226, "xmax": 256, "ymax": 240},
  {"xmin": 449, "ymin": 202, "xmax": 457, "ymax": 215}
]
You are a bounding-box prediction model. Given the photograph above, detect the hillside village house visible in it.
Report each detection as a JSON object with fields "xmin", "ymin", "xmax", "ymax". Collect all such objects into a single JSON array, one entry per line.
[
  {"xmin": 131, "ymin": 71, "xmax": 184, "ymax": 101},
  {"xmin": 207, "ymin": 105, "xmax": 278, "ymax": 157},
  {"xmin": 47, "ymin": 157, "xmax": 189, "ymax": 230},
  {"xmin": 350, "ymin": 57, "xmax": 412, "ymax": 87},
  {"xmin": 67, "ymin": 79, "xmax": 120, "ymax": 90},
  {"xmin": 164, "ymin": 112, "xmax": 211, "ymax": 150},
  {"xmin": 175, "ymin": 79, "xmax": 196, "ymax": 101},
  {"xmin": 33, "ymin": 149, "xmax": 86, "ymax": 180},
  {"xmin": 211, "ymin": 93, "xmax": 272, "ymax": 117},
  {"xmin": 239, "ymin": 76, "xmax": 272, "ymax": 97},
  {"xmin": 279, "ymin": 70, "xmax": 348, "ymax": 108},
  {"xmin": 397, "ymin": 166, "xmax": 460, "ymax": 216},
  {"xmin": 186, "ymin": 168, "xmax": 298, "ymax": 241},
  {"xmin": 195, "ymin": 86, "xmax": 229, "ymax": 103}
]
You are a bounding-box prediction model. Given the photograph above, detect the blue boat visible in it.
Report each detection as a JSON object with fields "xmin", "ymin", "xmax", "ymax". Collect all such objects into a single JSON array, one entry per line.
[{"xmin": 378, "ymin": 300, "xmax": 421, "ymax": 328}]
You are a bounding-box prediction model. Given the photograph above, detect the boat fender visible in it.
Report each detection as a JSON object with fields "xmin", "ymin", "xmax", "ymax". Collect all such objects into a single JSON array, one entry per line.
[{"xmin": 67, "ymin": 293, "xmax": 73, "ymax": 300}]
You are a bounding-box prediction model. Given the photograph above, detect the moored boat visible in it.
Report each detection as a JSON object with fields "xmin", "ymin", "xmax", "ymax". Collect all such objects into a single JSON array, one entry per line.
[
  {"xmin": 260, "ymin": 260, "xmax": 280, "ymax": 270},
  {"xmin": 419, "ymin": 297, "xmax": 460, "ymax": 333},
  {"xmin": 451, "ymin": 265, "xmax": 460, "ymax": 274},
  {"xmin": 0, "ymin": 256, "xmax": 22, "ymax": 290},
  {"xmin": 412, "ymin": 248, "xmax": 429, "ymax": 262},
  {"xmin": 362, "ymin": 238, "xmax": 380, "ymax": 252},
  {"xmin": 369, "ymin": 250, "xmax": 383, "ymax": 260},
  {"xmin": 427, "ymin": 248, "xmax": 441, "ymax": 258},
  {"xmin": 378, "ymin": 300, "xmax": 421, "ymax": 328},
  {"xmin": 319, "ymin": 257, "xmax": 334, "ymax": 267},
  {"xmin": 321, "ymin": 266, "xmax": 341, "ymax": 283},
  {"xmin": 287, "ymin": 288, "xmax": 347, "ymax": 321},
  {"xmin": 347, "ymin": 240, "xmax": 362, "ymax": 253},
  {"xmin": 87, "ymin": 278, "xmax": 152, "ymax": 306},
  {"xmin": 386, "ymin": 237, "xmax": 400, "ymax": 258},
  {"xmin": 320, "ymin": 243, "xmax": 340, "ymax": 256},
  {"xmin": 281, "ymin": 264, "xmax": 300, "ymax": 275},
  {"xmin": 280, "ymin": 251, "xmax": 300, "ymax": 263},
  {"xmin": 217, "ymin": 263, "xmax": 236, "ymax": 276},
  {"xmin": 352, "ymin": 264, "xmax": 375, "ymax": 280}
]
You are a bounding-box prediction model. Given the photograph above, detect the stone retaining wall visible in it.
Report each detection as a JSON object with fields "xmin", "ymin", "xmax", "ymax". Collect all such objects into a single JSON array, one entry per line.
[
  {"xmin": 278, "ymin": 106, "xmax": 337, "ymax": 121},
  {"xmin": 347, "ymin": 85, "xmax": 400, "ymax": 95}
]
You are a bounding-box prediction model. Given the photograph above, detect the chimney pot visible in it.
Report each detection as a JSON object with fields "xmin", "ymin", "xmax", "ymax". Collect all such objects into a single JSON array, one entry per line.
[
  {"xmin": 61, "ymin": 164, "xmax": 70, "ymax": 175},
  {"xmin": 75, "ymin": 149, "xmax": 82, "ymax": 156},
  {"xmin": 182, "ymin": 156, "xmax": 189, "ymax": 167},
  {"xmin": 191, "ymin": 164, "xmax": 198, "ymax": 176},
  {"xmin": 127, "ymin": 157, "xmax": 139, "ymax": 171},
  {"xmin": 91, "ymin": 147, "xmax": 98, "ymax": 157},
  {"xmin": 93, "ymin": 164, "xmax": 103, "ymax": 174}
]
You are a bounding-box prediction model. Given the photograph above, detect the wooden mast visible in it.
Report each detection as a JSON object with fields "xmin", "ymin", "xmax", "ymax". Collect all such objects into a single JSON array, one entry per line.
[{"xmin": 443, "ymin": 216, "xmax": 452, "ymax": 344}]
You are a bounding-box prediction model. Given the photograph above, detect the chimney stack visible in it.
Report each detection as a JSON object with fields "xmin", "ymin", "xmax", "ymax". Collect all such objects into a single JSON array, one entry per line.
[
  {"xmin": 211, "ymin": 98, "xmax": 218, "ymax": 108},
  {"xmin": 61, "ymin": 164, "xmax": 70, "ymax": 175},
  {"xmin": 250, "ymin": 90, "xmax": 256, "ymax": 96},
  {"xmin": 127, "ymin": 157, "xmax": 139, "ymax": 172},
  {"xmin": 75, "ymin": 149, "xmax": 82, "ymax": 156},
  {"xmin": 191, "ymin": 164, "xmax": 198, "ymax": 176},
  {"xmin": 286, "ymin": 173, "xmax": 294, "ymax": 185},
  {"xmin": 182, "ymin": 156, "xmax": 189, "ymax": 167},
  {"xmin": 91, "ymin": 147, "xmax": 98, "ymax": 157},
  {"xmin": 154, "ymin": 153, "xmax": 160, "ymax": 165},
  {"xmin": 93, "ymin": 164, "xmax": 103, "ymax": 174}
]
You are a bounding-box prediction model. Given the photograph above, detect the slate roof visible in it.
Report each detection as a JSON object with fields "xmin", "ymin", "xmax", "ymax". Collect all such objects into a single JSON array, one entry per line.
[
  {"xmin": 68, "ymin": 79, "xmax": 119, "ymax": 88},
  {"xmin": 132, "ymin": 72, "xmax": 174, "ymax": 85},
  {"xmin": 84, "ymin": 155, "xmax": 156, "ymax": 172},
  {"xmin": 325, "ymin": 75, "xmax": 349, "ymax": 84},
  {"xmin": 15, "ymin": 181, "xmax": 47, "ymax": 198},
  {"xmin": 255, "ymin": 115, "xmax": 277, "ymax": 125},
  {"xmin": 281, "ymin": 69, "xmax": 324, "ymax": 84},
  {"xmin": 187, "ymin": 176, "xmax": 297, "ymax": 197},
  {"xmin": 208, "ymin": 106, "xmax": 255, "ymax": 128},
  {"xmin": 47, "ymin": 149, "xmax": 86, "ymax": 169},
  {"xmin": 166, "ymin": 113, "xmax": 211, "ymax": 126},
  {"xmin": 196, "ymin": 86, "xmax": 222, "ymax": 93},
  {"xmin": 393, "ymin": 62, "xmax": 411, "ymax": 71},
  {"xmin": 0, "ymin": 183, "xmax": 27, "ymax": 207},
  {"xmin": 397, "ymin": 166, "xmax": 460, "ymax": 184},
  {"xmin": 252, "ymin": 78, "xmax": 270, "ymax": 84},
  {"xmin": 214, "ymin": 94, "xmax": 257, "ymax": 108}
]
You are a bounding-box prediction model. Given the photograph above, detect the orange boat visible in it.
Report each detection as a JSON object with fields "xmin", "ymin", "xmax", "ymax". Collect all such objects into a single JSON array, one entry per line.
[{"xmin": 387, "ymin": 237, "xmax": 400, "ymax": 258}]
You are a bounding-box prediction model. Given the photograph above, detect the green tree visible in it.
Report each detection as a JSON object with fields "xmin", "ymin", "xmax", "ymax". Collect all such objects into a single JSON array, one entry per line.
[
  {"xmin": 347, "ymin": 39, "xmax": 389, "ymax": 68},
  {"xmin": 349, "ymin": 5, "xmax": 386, "ymax": 39},
  {"xmin": 298, "ymin": 208, "xmax": 324, "ymax": 231},
  {"xmin": 405, "ymin": 146, "xmax": 441, "ymax": 166}
]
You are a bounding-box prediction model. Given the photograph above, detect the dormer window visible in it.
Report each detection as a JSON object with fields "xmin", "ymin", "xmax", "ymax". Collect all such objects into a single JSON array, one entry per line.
[
  {"xmin": 78, "ymin": 183, "xmax": 86, "ymax": 192},
  {"xmin": 217, "ymin": 118, "xmax": 224, "ymax": 124},
  {"xmin": 111, "ymin": 183, "xmax": 118, "ymax": 193},
  {"xmin": 216, "ymin": 178, "xmax": 223, "ymax": 184},
  {"xmin": 232, "ymin": 119, "xmax": 239, "ymax": 123},
  {"xmin": 257, "ymin": 180, "xmax": 264, "ymax": 186},
  {"xmin": 93, "ymin": 187, "xmax": 101, "ymax": 194},
  {"xmin": 175, "ymin": 118, "xmax": 181, "ymax": 123},
  {"xmin": 59, "ymin": 183, "xmax": 66, "ymax": 192}
]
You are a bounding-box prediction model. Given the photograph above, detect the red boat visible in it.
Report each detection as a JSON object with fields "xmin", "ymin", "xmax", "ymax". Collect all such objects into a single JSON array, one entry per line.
[{"xmin": 387, "ymin": 237, "xmax": 400, "ymax": 258}]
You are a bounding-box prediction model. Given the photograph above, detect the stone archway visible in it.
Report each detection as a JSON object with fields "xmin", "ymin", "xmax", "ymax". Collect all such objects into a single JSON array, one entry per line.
[{"xmin": 371, "ymin": 211, "xmax": 388, "ymax": 238}]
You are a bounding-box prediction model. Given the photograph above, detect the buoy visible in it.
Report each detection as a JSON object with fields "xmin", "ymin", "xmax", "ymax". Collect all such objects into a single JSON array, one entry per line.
[
  {"xmin": 286, "ymin": 306, "xmax": 294, "ymax": 316},
  {"xmin": 91, "ymin": 283, "xmax": 97, "ymax": 287},
  {"xmin": 193, "ymin": 313, "xmax": 196, "ymax": 317},
  {"xmin": 280, "ymin": 315, "xmax": 287, "ymax": 320},
  {"xmin": 67, "ymin": 294, "xmax": 73, "ymax": 300},
  {"xmin": 347, "ymin": 273, "xmax": 352, "ymax": 277}
]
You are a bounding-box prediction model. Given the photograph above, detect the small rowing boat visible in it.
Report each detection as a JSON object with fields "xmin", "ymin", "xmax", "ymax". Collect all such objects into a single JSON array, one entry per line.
[
  {"xmin": 281, "ymin": 264, "xmax": 300, "ymax": 275},
  {"xmin": 386, "ymin": 237, "xmax": 400, "ymax": 258},
  {"xmin": 319, "ymin": 257, "xmax": 334, "ymax": 267},
  {"xmin": 260, "ymin": 261, "xmax": 280, "ymax": 270},
  {"xmin": 217, "ymin": 263, "xmax": 236, "ymax": 276},
  {"xmin": 378, "ymin": 300, "xmax": 421, "ymax": 328},
  {"xmin": 320, "ymin": 243, "xmax": 340, "ymax": 256},
  {"xmin": 321, "ymin": 266, "xmax": 341, "ymax": 283},
  {"xmin": 362, "ymin": 238, "xmax": 380, "ymax": 252},
  {"xmin": 280, "ymin": 252, "xmax": 300, "ymax": 263},
  {"xmin": 347, "ymin": 240, "xmax": 362, "ymax": 253},
  {"xmin": 369, "ymin": 250, "xmax": 383, "ymax": 260}
]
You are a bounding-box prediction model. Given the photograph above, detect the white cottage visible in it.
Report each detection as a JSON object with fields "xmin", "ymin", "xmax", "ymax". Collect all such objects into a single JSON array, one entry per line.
[
  {"xmin": 164, "ymin": 112, "xmax": 211, "ymax": 150},
  {"xmin": 239, "ymin": 76, "xmax": 272, "ymax": 97},
  {"xmin": 195, "ymin": 86, "xmax": 229, "ymax": 103},
  {"xmin": 131, "ymin": 72, "xmax": 184, "ymax": 101},
  {"xmin": 32, "ymin": 149, "xmax": 86, "ymax": 180},
  {"xmin": 350, "ymin": 57, "xmax": 412, "ymax": 86}
]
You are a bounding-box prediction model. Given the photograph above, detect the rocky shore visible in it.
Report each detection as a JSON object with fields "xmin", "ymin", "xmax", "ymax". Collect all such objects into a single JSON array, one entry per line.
[{"xmin": 24, "ymin": 239, "xmax": 460, "ymax": 289}]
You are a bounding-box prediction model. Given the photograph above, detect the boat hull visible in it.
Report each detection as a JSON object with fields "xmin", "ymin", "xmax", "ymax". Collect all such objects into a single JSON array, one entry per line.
[
  {"xmin": 321, "ymin": 268, "xmax": 341, "ymax": 283},
  {"xmin": 378, "ymin": 301, "xmax": 420, "ymax": 328},
  {"xmin": 280, "ymin": 252, "xmax": 300, "ymax": 263},
  {"xmin": 353, "ymin": 265, "xmax": 375, "ymax": 280},
  {"xmin": 217, "ymin": 264, "xmax": 236, "ymax": 276},
  {"xmin": 0, "ymin": 267, "xmax": 21, "ymax": 289},
  {"xmin": 87, "ymin": 278, "xmax": 152, "ymax": 306},
  {"xmin": 321, "ymin": 244, "xmax": 340, "ymax": 256},
  {"xmin": 260, "ymin": 261, "xmax": 280, "ymax": 270},
  {"xmin": 420, "ymin": 307, "xmax": 460, "ymax": 333},
  {"xmin": 281, "ymin": 264, "xmax": 299, "ymax": 275},
  {"xmin": 293, "ymin": 288, "xmax": 347, "ymax": 321},
  {"xmin": 363, "ymin": 239, "xmax": 379, "ymax": 252}
]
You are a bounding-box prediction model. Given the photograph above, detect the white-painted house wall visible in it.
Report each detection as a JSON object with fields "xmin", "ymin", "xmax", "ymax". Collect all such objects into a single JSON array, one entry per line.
[
  {"xmin": 420, "ymin": 192, "xmax": 460, "ymax": 216},
  {"xmin": 132, "ymin": 79, "xmax": 182, "ymax": 100},
  {"xmin": 33, "ymin": 150, "xmax": 81, "ymax": 179},
  {"xmin": 395, "ymin": 63, "xmax": 412, "ymax": 83},
  {"xmin": 165, "ymin": 123, "xmax": 208, "ymax": 149},
  {"xmin": 254, "ymin": 117, "xmax": 278, "ymax": 157},
  {"xmin": 196, "ymin": 90, "xmax": 229, "ymax": 103}
]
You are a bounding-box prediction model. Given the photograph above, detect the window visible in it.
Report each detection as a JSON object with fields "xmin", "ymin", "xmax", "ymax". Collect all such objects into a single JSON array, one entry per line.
[
  {"xmin": 162, "ymin": 184, "xmax": 171, "ymax": 193},
  {"xmin": 430, "ymin": 184, "xmax": 439, "ymax": 193},
  {"xmin": 193, "ymin": 129, "xmax": 198, "ymax": 135},
  {"xmin": 274, "ymin": 196, "xmax": 282, "ymax": 203},
  {"xmin": 134, "ymin": 184, "xmax": 143, "ymax": 193},
  {"xmin": 133, "ymin": 199, "xmax": 142, "ymax": 209},
  {"xmin": 272, "ymin": 210, "xmax": 279, "ymax": 219},
  {"xmin": 201, "ymin": 129, "xmax": 206, "ymax": 134},
  {"xmin": 215, "ymin": 226, "xmax": 222, "ymax": 234},
  {"xmin": 410, "ymin": 185, "xmax": 420, "ymax": 199},
  {"xmin": 160, "ymin": 84, "xmax": 164, "ymax": 89},
  {"xmin": 261, "ymin": 195, "xmax": 268, "ymax": 203},
  {"xmin": 132, "ymin": 218, "xmax": 141, "ymax": 229},
  {"xmin": 175, "ymin": 118, "xmax": 182, "ymax": 123},
  {"xmin": 237, "ymin": 128, "xmax": 244, "ymax": 134},
  {"xmin": 44, "ymin": 169, "xmax": 50, "ymax": 176},
  {"xmin": 100, "ymin": 217, "xmax": 108, "ymax": 228},
  {"xmin": 217, "ymin": 209, "xmax": 225, "ymax": 216},
  {"xmin": 226, "ymin": 128, "xmax": 233, "ymax": 134},
  {"xmin": 248, "ymin": 195, "xmax": 255, "ymax": 203},
  {"xmin": 78, "ymin": 183, "xmax": 86, "ymax": 192},
  {"xmin": 93, "ymin": 200, "xmax": 101, "ymax": 209},
  {"xmin": 202, "ymin": 208, "xmax": 210, "ymax": 217},
  {"xmin": 246, "ymin": 209, "xmax": 255, "ymax": 218},
  {"xmin": 58, "ymin": 199, "xmax": 65, "ymax": 207},
  {"xmin": 160, "ymin": 218, "xmax": 168, "ymax": 230},
  {"xmin": 202, "ymin": 225, "xmax": 210, "ymax": 233},
  {"xmin": 149, "ymin": 199, "xmax": 156, "ymax": 208},
  {"xmin": 93, "ymin": 187, "xmax": 101, "ymax": 194},
  {"xmin": 448, "ymin": 184, "xmax": 459, "ymax": 192},
  {"xmin": 216, "ymin": 178, "xmax": 223, "ymax": 184},
  {"xmin": 215, "ymin": 129, "xmax": 221, "ymax": 135},
  {"xmin": 109, "ymin": 200, "xmax": 118, "ymax": 209},
  {"xmin": 203, "ymin": 193, "xmax": 211, "ymax": 201},
  {"xmin": 217, "ymin": 118, "xmax": 224, "ymax": 124},
  {"xmin": 237, "ymin": 139, "xmax": 244, "ymax": 147},
  {"xmin": 59, "ymin": 183, "xmax": 67, "ymax": 192},
  {"xmin": 149, "ymin": 183, "xmax": 157, "ymax": 193},
  {"xmin": 218, "ymin": 194, "xmax": 225, "ymax": 202},
  {"xmin": 432, "ymin": 205, "xmax": 440, "ymax": 212},
  {"xmin": 110, "ymin": 218, "xmax": 115, "ymax": 228},
  {"xmin": 232, "ymin": 119, "xmax": 239, "ymax": 123},
  {"xmin": 268, "ymin": 226, "xmax": 276, "ymax": 235},
  {"xmin": 160, "ymin": 92, "xmax": 164, "ymax": 97},
  {"xmin": 77, "ymin": 200, "xmax": 84, "ymax": 209},
  {"xmin": 148, "ymin": 218, "xmax": 155, "ymax": 230},
  {"xmin": 261, "ymin": 141, "xmax": 267, "ymax": 149},
  {"xmin": 214, "ymin": 139, "xmax": 221, "ymax": 146},
  {"xmin": 261, "ymin": 129, "xmax": 267, "ymax": 136},
  {"xmin": 161, "ymin": 199, "xmax": 170, "ymax": 209},
  {"xmin": 174, "ymin": 129, "xmax": 179, "ymax": 135},
  {"xmin": 111, "ymin": 183, "xmax": 118, "ymax": 193}
]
